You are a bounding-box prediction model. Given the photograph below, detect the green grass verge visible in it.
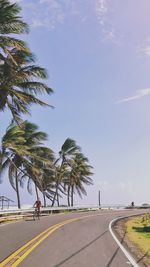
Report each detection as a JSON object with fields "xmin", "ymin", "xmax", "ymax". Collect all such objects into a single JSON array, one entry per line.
[{"xmin": 126, "ymin": 214, "xmax": 150, "ymax": 263}]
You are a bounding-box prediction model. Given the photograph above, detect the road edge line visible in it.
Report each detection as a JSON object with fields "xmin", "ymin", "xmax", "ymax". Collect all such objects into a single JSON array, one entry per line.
[{"xmin": 109, "ymin": 217, "xmax": 140, "ymax": 267}]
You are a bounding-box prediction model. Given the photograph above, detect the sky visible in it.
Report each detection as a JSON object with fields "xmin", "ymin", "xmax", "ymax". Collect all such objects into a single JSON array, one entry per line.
[{"xmin": 1, "ymin": 0, "xmax": 150, "ymax": 207}]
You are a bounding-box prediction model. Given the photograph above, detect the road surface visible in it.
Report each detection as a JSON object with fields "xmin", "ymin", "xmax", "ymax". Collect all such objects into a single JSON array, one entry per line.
[{"xmin": 0, "ymin": 209, "xmax": 148, "ymax": 267}]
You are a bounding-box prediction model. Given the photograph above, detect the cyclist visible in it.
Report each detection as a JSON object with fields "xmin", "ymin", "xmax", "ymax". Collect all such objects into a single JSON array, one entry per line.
[{"xmin": 33, "ymin": 198, "xmax": 42, "ymax": 219}]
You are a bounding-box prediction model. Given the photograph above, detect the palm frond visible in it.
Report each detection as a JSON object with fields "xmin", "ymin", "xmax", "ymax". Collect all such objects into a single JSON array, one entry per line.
[
  {"xmin": 18, "ymin": 65, "xmax": 49, "ymax": 79},
  {"xmin": 11, "ymin": 90, "xmax": 53, "ymax": 108},
  {"xmin": 61, "ymin": 138, "xmax": 80, "ymax": 155},
  {"xmin": 17, "ymin": 82, "xmax": 53, "ymax": 95},
  {"xmin": 0, "ymin": 36, "xmax": 29, "ymax": 52},
  {"xmin": 0, "ymin": 0, "xmax": 29, "ymax": 34},
  {"xmin": 0, "ymin": 157, "xmax": 10, "ymax": 183}
]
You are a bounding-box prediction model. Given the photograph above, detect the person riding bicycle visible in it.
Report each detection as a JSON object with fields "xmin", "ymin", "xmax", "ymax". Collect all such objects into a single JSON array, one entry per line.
[{"xmin": 33, "ymin": 198, "xmax": 42, "ymax": 218}]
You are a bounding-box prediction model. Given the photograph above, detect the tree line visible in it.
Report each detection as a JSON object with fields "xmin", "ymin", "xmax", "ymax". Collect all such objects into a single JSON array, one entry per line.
[{"xmin": 0, "ymin": 0, "xmax": 93, "ymax": 208}]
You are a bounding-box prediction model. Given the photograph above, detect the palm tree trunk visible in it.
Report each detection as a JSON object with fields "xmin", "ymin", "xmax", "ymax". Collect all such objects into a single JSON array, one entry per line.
[
  {"xmin": 57, "ymin": 192, "xmax": 60, "ymax": 207},
  {"xmin": 35, "ymin": 184, "xmax": 39, "ymax": 200},
  {"xmin": 43, "ymin": 192, "xmax": 46, "ymax": 207},
  {"xmin": 67, "ymin": 185, "xmax": 70, "ymax": 207},
  {"xmin": 71, "ymin": 185, "xmax": 74, "ymax": 207},
  {"xmin": 0, "ymin": 89, "xmax": 7, "ymax": 110},
  {"xmin": 52, "ymin": 158, "xmax": 64, "ymax": 206},
  {"xmin": 51, "ymin": 181, "xmax": 59, "ymax": 206},
  {"xmin": 54, "ymin": 157, "xmax": 61, "ymax": 166},
  {"xmin": 15, "ymin": 169, "xmax": 21, "ymax": 209}
]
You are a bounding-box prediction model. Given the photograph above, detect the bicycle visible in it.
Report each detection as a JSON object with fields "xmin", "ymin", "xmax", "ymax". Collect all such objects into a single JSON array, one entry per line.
[{"xmin": 33, "ymin": 208, "xmax": 40, "ymax": 220}]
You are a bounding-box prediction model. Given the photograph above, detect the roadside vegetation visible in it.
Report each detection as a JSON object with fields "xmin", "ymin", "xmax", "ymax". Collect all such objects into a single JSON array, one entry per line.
[
  {"xmin": 0, "ymin": 0, "xmax": 94, "ymax": 208},
  {"xmin": 126, "ymin": 214, "xmax": 150, "ymax": 263}
]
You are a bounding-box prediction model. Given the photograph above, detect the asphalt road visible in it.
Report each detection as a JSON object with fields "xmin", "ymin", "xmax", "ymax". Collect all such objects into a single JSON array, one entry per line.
[{"xmin": 0, "ymin": 209, "xmax": 148, "ymax": 267}]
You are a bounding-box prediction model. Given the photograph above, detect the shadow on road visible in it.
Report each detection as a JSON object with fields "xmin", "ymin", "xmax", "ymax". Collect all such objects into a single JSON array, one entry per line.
[
  {"xmin": 54, "ymin": 230, "xmax": 108, "ymax": 267},
  {"xmin": 105, "ymin": 228, "xmax": 127, "ymax": 267},
  {"xmin": 106, "ymin": 227, "xmax": 149, "ymax": 267},
  {"xmin": 106, "ymin": 228, "xmax": 149, "ymax": 267},
  {"xmin": 137, "ymin": 250, "xmax": 149, "ymax": 266},
  {"xmin": 24, "ymin": 217, "xmax": 35, "ymax": 221}
]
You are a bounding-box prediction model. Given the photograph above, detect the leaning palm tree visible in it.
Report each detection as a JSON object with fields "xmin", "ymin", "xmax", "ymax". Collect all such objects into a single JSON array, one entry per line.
[
  {"xmin": 0, "ymin": 123, "xmax": 27, "ymax": 208},
  {"xmin": 0, "ymin": 0, "xmax": 29, "ymax": 61},
  {"xmin": 40, "ymin": 167, "xmax": 56, "ymax": 207},
  {"xmin": 0, "ymin": 49, "xmax": 53, "ymax": 121},
  {"xmin": 0, "ymin": 1, "xmax": 53, "ymax": 121},
  {"xmin": 51, "ymin": 138, "xmax": 80, "ymax": 206},
  {"xmin": 0, "ymin": 120, "xmax": 53, "ymax": 208},
  {"xmin": 16, "ymin": 121, "xmax": 54, "ymax": 204},
  {"xmin": 52, "ymin": 163, "xmax": 69, "ymax": 207},
  {"xmin": 22, "ymin": 146, "xmax": 55, "ymax": 206},
  {"xmin": 65, "ymin": 153, "xmax": 93, "ymax": 206}
]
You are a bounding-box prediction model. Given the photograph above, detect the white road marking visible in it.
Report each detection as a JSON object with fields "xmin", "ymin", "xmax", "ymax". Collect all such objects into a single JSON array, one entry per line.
[
  {"xmin": 126, "ymin": 261, "xmax": 132, "ymax": 264},
  {"xmin": 109, "ymin": 217, "xmax": 140, "ymax": 267}
]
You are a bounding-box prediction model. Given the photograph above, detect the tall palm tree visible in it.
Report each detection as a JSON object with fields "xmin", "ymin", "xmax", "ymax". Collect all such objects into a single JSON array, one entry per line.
[
  {"xmin": 51, "ymin": 138, "xmax": 80, "ymax": 206},
  {"xmin": 52, "ymin": 164, "xmax": 69, "ymax": 207},
  {"xmin": 22, "ymin": 146, "xmax": 55, "ymax": 206},
  {"xmin": 40, "ymin": 167, "xmax": 56, "ymax": 207},
  {"xmin": 0, "ymin": 1, "xmax": 53, "ymax": 121},
  {"xmin": 0, "ymin": 120, "xmax": 53, "ymax": 208},
  {"xmin": 65, "ymin": 153, "xmax": 93, "ymax": 206},
  {"xmin": 0, "ymin": 49, "xmax": 53, "ymax": 121},
  {"xmin": 0, "ymin": 0, "xmax": 29, "ymax": 61},
  {"xmin": 17, "ymin": 121, "xmax": 54, "ymax": 205},
  {"xmin": 0, "ymin": 123, "xmax": 27, "ymax": 208}
]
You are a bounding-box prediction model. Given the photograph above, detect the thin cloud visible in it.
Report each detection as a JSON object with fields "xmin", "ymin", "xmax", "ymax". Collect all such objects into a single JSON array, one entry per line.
[
  {"xmin": 94, "ymin": 1, "xmax": 111, "ymax": 40},
  {"xmin": 20, "ymin": 0, "xmax": 84, "ymax": 31},
  {"xmin": 16, "ymin": 0, "xmax": 118, "ymax": 41},
  {"xmin": 95, "ymin": 0, "xmax": 108, "ymax": 32},
  {"xmin": 95, "ymin": 0, "xmax": 118, "ymax": 43},
  {"xmin": 95, "ymin": 0, "xmax": 108, "ymax": 24},
  {"xmin": 137, "ymin": 45, "xmax": 150, "ymax": 57},
  {"xmin": 20, "ymin": 0, "xmax": 65, "ymax": 31},
  {"xmin": 117, "ymin": 88, "xmax": 150, "ymax": 103},
  {"xmin": 137, "ymin": 37, "xmax": 150, "ymax": 57}
]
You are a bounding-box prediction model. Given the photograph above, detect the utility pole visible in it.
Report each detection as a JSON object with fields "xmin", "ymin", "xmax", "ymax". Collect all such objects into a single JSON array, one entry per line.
[{"xmin": 98, "ymin": 190, "xmax": 101, "ymax": 208}]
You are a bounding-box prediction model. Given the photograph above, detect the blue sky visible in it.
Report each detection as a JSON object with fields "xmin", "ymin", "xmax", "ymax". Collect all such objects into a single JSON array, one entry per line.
[{"xmin": 1, "ymin": 0, "xmax": 150, "ymax": 206}]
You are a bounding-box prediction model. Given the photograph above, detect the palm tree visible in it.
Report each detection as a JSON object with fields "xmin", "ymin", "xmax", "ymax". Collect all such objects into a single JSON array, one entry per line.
[
  {"xmin": 17, "ymin": 121, "xmax": 54, "ymax": 206},
  {"xmin": 0, "ymin": 49, "xmax": 53, "ymax": 121},
  {"xmin": 52, "ymin": 163, "xmax": 69, "ymax": 207},
  {"xmin": 22, "ymin": 146, "xmax": 55, "ymax": 207},
  {"xmin": 0, "ymin": 123, "xmax": 27, "ymax": 208},
  {"xmin": 51, "ymin": 138, "xmax": 80, "ymax": 206},
  {"xmin": 0, "ymin": 1, "xmax": 53, "ymax": 121},
  {"xmin": 0, "ymin": 120, "xmax": 53, "ymax": 208},
  {"xmin": 0, "ymin": 0, "xmax": 29, "ymax": 61},
  {"xmin": 41, "ymin": 167, "xmax": 56, "ymax": 207},
  {"xmin": 65, "ymin": 153, "xmax": 93, "ymax": 206}
]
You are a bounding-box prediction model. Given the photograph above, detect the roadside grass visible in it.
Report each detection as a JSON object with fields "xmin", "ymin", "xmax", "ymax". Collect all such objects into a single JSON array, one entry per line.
[{"xmin": 126, "ymin": 214, "xmax": 150, "ymax": 262}]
